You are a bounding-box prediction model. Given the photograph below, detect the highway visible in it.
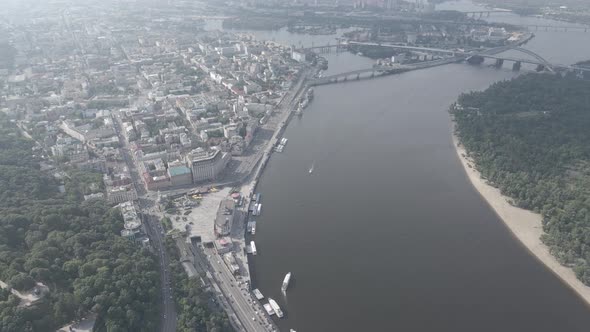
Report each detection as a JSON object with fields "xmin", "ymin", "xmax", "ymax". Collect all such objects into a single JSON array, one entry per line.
[{"xmin": 112, "ymin": 115, "xmax": 178, "ymax": 332}]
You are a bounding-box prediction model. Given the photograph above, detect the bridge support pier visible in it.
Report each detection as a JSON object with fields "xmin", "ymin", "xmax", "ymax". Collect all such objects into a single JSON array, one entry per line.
[
  {"xmin": 356, "ymin": 74, "xmax": 360, "ymax": 80},
  {"xmin": 536, "ymin": 64, "xmax": 545, "ymax": 72},
  {"xmin": 512, "ymin": 61, "xmax": 521, "ymax": 71},
  {"xmin": 467, "ymin": 55, "xmax": 485, "ymax": 65},
  {"xmin": 494, "ymin": 59, "xmax": 504, "ymax": 68}
]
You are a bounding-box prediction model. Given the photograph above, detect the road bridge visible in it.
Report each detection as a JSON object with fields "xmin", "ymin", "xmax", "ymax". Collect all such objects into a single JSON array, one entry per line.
[
  {"xmin": 462, "ymin": 10, "xmax": 512, "ymax": 18},
  {"xmin": 307, "ymin": 44, "xmax": 590, "ymax": 86},
  {"xmin": 309, "ymin": 57, "xmax": 463, "ymax": 86}
]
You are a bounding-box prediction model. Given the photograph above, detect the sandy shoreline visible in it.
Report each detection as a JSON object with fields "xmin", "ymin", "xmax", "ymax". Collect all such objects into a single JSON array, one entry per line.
[{"xmin": 451, "ymin": 134, "xmax": 590, "ymax": 307}]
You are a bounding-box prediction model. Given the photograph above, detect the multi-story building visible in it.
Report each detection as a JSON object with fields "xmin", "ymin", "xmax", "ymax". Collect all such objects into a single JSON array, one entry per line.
[
  {"xmin": 107, "ymin": 185, "xmax": 138, "ymax": 204},
  {"xmin": 119, "ymin": 201, "xmax": 143, "ymax": 240},
  {"xmin": 186, "ymin": 148, "xmax": 230, "ymax": 183},
  {"xmin": 77, "ymin": 157, "xmax": 108, "ymax": 173}
]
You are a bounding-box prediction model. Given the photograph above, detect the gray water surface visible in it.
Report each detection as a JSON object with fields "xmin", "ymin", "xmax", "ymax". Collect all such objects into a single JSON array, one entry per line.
[{"xmin": 245, "ymin": 2, "xmax": 590, "ymax": 331}]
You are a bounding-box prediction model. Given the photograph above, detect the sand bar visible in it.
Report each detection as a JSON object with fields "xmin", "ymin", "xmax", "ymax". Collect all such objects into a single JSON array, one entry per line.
[{"xmin": 452, "ymin": 134, "xmax": 590, "ymax": 307}]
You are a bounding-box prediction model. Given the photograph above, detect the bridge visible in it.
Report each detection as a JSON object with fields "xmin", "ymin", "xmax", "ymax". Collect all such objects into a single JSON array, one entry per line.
[
  {"xmin": 462, "ymin": 9, "xmax": 512, "ymax": 18},
  {"xmin": 299, "ymin": 41, "xmax": 558, "ymax": 69},
  {"xmin": 309, "ymin": 57, "xmax": 463, "ymax": 86},
  {"xmin": 300, "ymin": 41, "xmax": 460, "ymax": 55},
  {"xmin": 306, "ymin": 44, "xmax": 590, "ymax": 86},
  {"xmin": 299, "ymin": 39, "xmax": 531, "ymax": 55}
]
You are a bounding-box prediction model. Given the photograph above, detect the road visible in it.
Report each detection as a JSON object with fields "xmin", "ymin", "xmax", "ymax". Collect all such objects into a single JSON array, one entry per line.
[
  {"xmin": 112, "ymin": 116, "xmax": 178, "ymax": 332},
  {"xmin": 201, "ymin": 246, "xmax": 275, "ymax": 332}
]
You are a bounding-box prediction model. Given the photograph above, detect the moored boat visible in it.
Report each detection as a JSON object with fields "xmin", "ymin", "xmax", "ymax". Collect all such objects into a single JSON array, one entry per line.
[
  {"xmin": 250, "ymin": 241, "xmax": 257, "ymax": 255},
  {"xmin": 268, "ymin": 298, "xmax": 284, "ymax": 318},
  {"xmin": 253, "ymin": 288, "xmax": 264, "ymax": 300},
  {"xmin": 263, "ymin": 303, "xmax": 275, "ymax": 316}
]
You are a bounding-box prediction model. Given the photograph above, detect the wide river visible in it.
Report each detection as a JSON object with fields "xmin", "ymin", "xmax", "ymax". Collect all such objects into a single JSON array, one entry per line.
[{"xmin": 234, "ymin": 1, "xmax": 590, "ymax": 331}]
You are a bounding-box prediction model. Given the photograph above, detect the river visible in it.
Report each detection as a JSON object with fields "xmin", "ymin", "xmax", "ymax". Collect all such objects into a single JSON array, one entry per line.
[{"xmin": 238, "ymin": 2, "xmax": 590, "ymax": 331}]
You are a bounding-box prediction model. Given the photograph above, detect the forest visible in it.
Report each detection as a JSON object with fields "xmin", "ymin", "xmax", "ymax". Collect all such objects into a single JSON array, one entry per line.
[
  {"xmin": 452, "ymin": 73, "xmax": 590, "ymax": 285},
  {"xmin": 0, "ymin": 113, "xmax": 160, "ymax": 331}
]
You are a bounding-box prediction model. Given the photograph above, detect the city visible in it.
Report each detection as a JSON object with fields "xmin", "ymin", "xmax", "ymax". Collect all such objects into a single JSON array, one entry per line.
[{"xmin": 2, "ymin": 0, "xmax": 590, "ymax": 332}]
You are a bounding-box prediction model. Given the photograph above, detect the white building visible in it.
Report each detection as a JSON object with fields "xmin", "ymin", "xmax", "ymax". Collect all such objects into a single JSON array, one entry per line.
[{"xmin": 186, "ymin": 148, "xmax": 230, "ymax": 183}]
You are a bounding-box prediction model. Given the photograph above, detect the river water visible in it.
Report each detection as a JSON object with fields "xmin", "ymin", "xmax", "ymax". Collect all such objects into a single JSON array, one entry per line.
[{"xmin": 240, "ymin": 2, "xmax": 590, "ymax": 331}]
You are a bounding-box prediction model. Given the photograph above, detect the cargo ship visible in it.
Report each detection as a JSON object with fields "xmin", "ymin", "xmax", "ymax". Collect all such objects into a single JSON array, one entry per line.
[
  {"xmin": 268, "ymin": 298, "xmax": 284, "ymax": 318},
  {"xmin": 281, "ymin": 272, "xmax": 291, "ymax": 292}
]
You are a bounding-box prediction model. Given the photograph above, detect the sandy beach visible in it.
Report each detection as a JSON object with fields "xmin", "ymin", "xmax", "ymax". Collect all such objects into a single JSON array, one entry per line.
[{"xmin": 452, "ymin": 134, "xmax": 590, "ymax": 307}]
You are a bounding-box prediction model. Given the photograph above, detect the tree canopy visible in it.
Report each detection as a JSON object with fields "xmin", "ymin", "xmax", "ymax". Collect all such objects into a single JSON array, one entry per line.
[
  {"xmin": 0, "ymin": 114, "xmax": 160, "ymax": 331},
  {"xmin": 452, "ymin": 73, "xmax": 590, "ymax": 284}
]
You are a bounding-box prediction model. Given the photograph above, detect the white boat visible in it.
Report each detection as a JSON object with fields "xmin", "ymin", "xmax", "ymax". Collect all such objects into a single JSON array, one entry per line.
[
  {"xmin": 309, "ymin": 161, "xmax": 315, "ymax": 174},
  {"xmin": 253, "ymin": 289, "xmax": 264, "ymax": 300},
  {"xmin": 281, "ymin": 137, "xmax": 288, "ymax": 145},
  {"xmin": 282, "ymin": 272, "xmax": 291, "ymax": 292},
  {"xmin": 251, "ymin": 222, "xmax": 256, "ymax": 235},
  {"xmin": 268, "ymin": 298, "xmax": 284, "ymax": 318},
  {"xmin": 263, "ymin": 303, "xmax": 275, "ymax": 316},
  {"xmin": 252, "ymin": 203, "xmax": 262, "ymax": 216},
  {"xmin": 250, "ymin": 241, "xmax": 257, "ymax": 255}
]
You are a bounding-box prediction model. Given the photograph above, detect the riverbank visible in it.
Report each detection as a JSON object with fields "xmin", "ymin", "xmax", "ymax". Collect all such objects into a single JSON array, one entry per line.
[{"xmin": 451, "ymin": 133, "xmax": 590, "ymax": 307}]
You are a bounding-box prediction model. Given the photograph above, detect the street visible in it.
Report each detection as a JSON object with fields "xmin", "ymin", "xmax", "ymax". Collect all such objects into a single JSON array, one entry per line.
[{"xmin": 113, "ymin": 116, "xmax": 178, "ymax": 332}]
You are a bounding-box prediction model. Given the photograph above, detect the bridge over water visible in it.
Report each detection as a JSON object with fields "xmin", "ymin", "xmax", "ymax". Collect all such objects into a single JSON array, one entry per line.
[
  {"xmin": 309, "ymin": 57, "xmax": 463, "ymax": 86},
  {"xmin": 305, "ymin": 44, "xmax": 590, "ymax": 86}
]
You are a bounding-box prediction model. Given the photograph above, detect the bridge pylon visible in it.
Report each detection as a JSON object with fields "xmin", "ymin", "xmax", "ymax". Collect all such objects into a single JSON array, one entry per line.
[{"xmin": 512, "ymin": 61, "xmax": 522, "ymax": 71}]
